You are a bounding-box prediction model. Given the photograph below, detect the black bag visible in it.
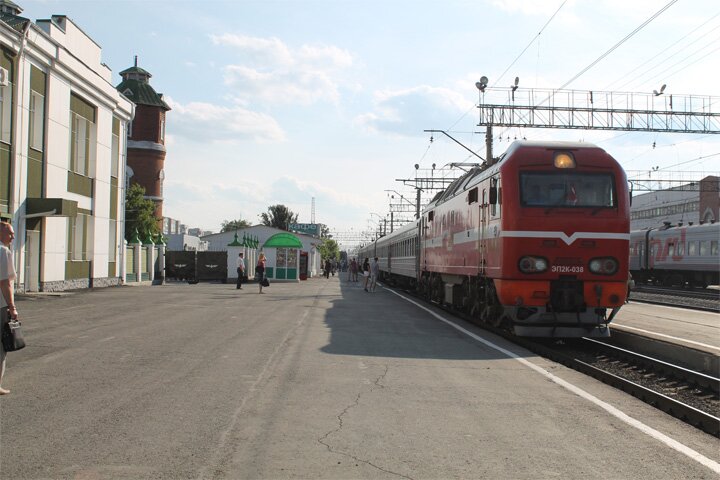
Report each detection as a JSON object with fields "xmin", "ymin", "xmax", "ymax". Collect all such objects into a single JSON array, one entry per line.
[
  {"xmin": 262, "ymin": 277, "xmax": 270, "ymax": 287},
  {"xmin": 1, "ymin": 309, "xmax": 25, "ymax": 352}
]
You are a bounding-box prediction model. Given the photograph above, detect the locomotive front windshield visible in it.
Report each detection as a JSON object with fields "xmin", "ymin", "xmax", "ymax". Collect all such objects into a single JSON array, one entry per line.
[{"xmin": 520, "ymin": 172, "xmax": 616, "ymax": 208}]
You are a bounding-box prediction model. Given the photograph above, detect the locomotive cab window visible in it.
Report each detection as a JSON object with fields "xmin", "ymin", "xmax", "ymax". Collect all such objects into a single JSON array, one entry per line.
[{"xmin": 520, "ymin": 172, "xmax": 615, "ymax": 208}]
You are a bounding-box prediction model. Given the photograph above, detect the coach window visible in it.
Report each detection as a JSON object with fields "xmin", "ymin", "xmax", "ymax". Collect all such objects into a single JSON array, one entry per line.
[
  {"xmin": 711, "ymin": 241, "xmax": 718, "ymax": 256},
  {"xmin": 688, "ymin": 242, "xmax": 697, "ymax": 256},
  {"xmin": 468, "ymin": 187, "xmax": 478, "ymax": 204},
  {"xmin": 428, "ymin": 211, "xmax": 434, "ymax": 222},
  {"xmin": 700, "ymin": 241, "xmax": 709, "ymax": 256}
]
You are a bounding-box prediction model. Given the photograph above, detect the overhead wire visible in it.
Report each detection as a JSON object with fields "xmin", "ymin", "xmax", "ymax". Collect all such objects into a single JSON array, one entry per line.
[
  {"xmin": 604, "ymin": 12, "xmax": 720, "ymax": 92},
  {"xmin": 492, "ymin": 0, "xmax": 568, "ymax": 88},
  {"xmin": 557, "ymin": 0, "xmax": 680, "ymax": 90},
  {"xmin": 485, "ymin": 1, "xmax": 568, "ymax": 144}
]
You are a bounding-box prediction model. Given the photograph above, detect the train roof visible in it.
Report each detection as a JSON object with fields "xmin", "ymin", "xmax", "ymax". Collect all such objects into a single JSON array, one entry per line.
[
  {"xmin": 424, "ymin": 140, "xmax": 615, "ymax": 209},
  {"xmin": 504, "ymin": 140, "xmax": 603, "ymax": 151}
]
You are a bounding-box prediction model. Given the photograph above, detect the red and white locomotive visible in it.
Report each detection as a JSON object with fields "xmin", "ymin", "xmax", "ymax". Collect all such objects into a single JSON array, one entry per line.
[{"xmin": 359, "ymin": 141, "xmax": 630, "ymax": 337}]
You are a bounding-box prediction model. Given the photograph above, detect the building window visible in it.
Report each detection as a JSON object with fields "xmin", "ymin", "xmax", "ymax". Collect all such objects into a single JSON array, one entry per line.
[
  {"xmin": 160, "ymin": 117, "xmax": 165, "ymax": 142},
  {"xmin": 0, "ymin": 78, "xmax": 11, "ymax": 144},
  {"xmin": 29, "ymin": 90, "xmax": 45, "ymax": 151},
  {"xmin": 69, "ymin": 94, "xmax": 96, "ymax": 177},
  {"xmin": 67, "ymin": 213, "xmax": 89, "ymax": 261},
  {"xmin": 111, "ymin": 117, "xmax": 120, "ymax": 178},
  {"xmin": 109, "ymin": 220, "xmax": 117, "ymax": 262},
  {"xmin": 127, "ymin": 120, "xmax": 133, "ymax": 138}
]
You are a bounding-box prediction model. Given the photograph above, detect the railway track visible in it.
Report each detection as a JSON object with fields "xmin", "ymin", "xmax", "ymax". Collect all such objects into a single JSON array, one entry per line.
[
  {"xmin": 635, "ymin": 285, "xmax": 720, "ymax": 300},
  {"xmin": 522, "ymin": 337, "xmax": 720, "ymax": 437},
  {"xmin": 630, "ymin": 286, "xmax": 720, "ymax": 312},
  {"xmin": 393, "ymin": 284, "xmax": 720, "ymax": 437}
]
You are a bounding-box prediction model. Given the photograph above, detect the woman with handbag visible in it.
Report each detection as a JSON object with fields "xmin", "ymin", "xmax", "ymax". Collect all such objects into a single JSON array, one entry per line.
[
  {"xmin": 0, "ymin": 221, "xmax": 18, "ymax": 395},
  {"xmin": 257, "ymin": 252, "xmax": 267, "ymax": 294}
]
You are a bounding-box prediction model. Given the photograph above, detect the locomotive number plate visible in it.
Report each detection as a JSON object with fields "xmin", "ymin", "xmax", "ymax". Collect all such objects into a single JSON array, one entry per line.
[{"xmin": 551, "ymin": 265, "xmax": 584, "ymax": 273}]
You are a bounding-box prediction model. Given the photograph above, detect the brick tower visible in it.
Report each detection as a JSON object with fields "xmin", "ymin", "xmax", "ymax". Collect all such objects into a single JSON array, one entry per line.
[{"xmin": 116, "ymin": 58, "xmax": 170, "ymax": 224}]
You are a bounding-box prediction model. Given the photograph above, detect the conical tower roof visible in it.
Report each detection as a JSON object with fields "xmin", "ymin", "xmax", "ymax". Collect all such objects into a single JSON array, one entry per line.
[{"xmin": 116, "ymin": 57, "xmax": 170, "ymax": 110}]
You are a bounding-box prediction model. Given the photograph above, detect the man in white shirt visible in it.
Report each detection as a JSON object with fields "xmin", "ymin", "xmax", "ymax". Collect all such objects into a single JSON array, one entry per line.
[
  {"xmin": 370, "ymin": 257, "xmax": 380, "ymax": 292},
  {"xmin": 0, "ymin": 221, "xmax": 18, "ymax": 394},
  {"xmin": 236, "ymin": 252, "xmax": 246, "ymax": 290}
]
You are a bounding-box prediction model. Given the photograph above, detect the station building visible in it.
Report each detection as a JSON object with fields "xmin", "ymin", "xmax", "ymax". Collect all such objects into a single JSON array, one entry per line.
[
  {"xmin": 0, "ymin": 1, "xmax": 134, "ymax": 291},
  {"xmin": 201, "ymin": 225, "xmax": 322, "ymax": 280},
  {"xmin": 630, "ymin": 175, "xmax": 719, "ymax": 230}
]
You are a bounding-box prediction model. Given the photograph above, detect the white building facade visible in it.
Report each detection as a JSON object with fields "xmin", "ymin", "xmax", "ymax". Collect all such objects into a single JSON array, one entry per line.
[
  {"xmin": 630, "ymin": 176, "xmax": 719, "ymax": 231},
  {"xmin": 0, "ymin": 3, "xmax": 134, "ymax": 291}
]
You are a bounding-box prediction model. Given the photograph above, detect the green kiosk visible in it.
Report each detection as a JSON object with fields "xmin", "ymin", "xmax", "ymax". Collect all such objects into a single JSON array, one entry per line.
[{"xmin": 262, "ymin": 232, "xmax": 303, "ymax": 281}]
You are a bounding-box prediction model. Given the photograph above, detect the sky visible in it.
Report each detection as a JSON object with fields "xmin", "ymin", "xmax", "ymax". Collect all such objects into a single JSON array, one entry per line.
[{"xmin": 19, "ymin": 0, "xmax": 720, "ymax": 248}]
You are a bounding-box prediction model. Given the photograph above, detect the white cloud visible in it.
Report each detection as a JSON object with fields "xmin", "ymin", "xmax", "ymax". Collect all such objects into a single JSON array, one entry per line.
[
  {"xmin": 210, "ymin": 33, "xmax": 354, "ymax": 105},
  {"xmin": 355, "ymin": 85, "xmax": 471, "ymax": 136},
  {"xmin": 165, "ymin": 97, "xmax": 285, "ymax": 143}
]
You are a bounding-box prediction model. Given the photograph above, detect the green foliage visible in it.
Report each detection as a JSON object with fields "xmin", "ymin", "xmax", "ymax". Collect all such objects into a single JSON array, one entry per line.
[
  {"xmin": 259, "ymin": 204, "xmax": 299, "ymax": 230},
  {"xmin": 125, "ymin": 184, "xmax": 159, "ymax": 241},
  {"xmin": 221, "ymin": 218, "xmax": 251, "ymax": 232},
  {"xmin": 317, "ymin": 237, "xmax": 339, "ymax": 261}
]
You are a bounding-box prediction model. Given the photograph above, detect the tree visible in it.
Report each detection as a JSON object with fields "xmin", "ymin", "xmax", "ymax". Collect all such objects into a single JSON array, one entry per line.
[
  {"xmin": 317, "ymin": 237, "xmax": 339, "ymax": 261},
  {"xmin": 221, "ymin": 218, "xmax": 251, "ymax": 232},
  {"xmin": 259, "ymin": 204, "xmax": 299, "ymax": 231},
  {"xmin": 320, "ymin": 224, "xmax": 331, "ymax": 239},
  {"xmin": 125, "ymin": 184, "xmax": 159, "ymax": 241}
]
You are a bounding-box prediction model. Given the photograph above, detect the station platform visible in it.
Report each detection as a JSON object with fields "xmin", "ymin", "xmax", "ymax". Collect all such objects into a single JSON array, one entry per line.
[
  {"xmin": 609, "ymin": 303, "xmax": 719, "ymax": 375},
  {"xmin": 6, "ymin": 275, "xmax": 719, "ymax": 478}
]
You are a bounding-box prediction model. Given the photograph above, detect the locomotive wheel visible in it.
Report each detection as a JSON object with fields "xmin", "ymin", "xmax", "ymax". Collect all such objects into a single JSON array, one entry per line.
[
  {"xmin": 418, "ymin": 274, "xmax": 430, "ymax": 299},
  {"xmin": 431, "ymin": 275, "xmax": 445, "ymax": 304},
  {"xmin": 467, "ymin": 278, "xmax": 481, "ymax": 317}
]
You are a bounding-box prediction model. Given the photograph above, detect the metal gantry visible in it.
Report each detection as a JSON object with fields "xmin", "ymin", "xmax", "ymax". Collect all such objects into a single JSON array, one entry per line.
[{"xmin": 477, "ymin": 87, "xmax": 720, "ymax": 134}]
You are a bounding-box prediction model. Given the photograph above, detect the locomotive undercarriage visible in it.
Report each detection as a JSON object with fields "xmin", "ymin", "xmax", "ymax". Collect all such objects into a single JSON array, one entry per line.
[{"xmin": 417, "ymin": 271, "xmax": 611, "ymax": 338}]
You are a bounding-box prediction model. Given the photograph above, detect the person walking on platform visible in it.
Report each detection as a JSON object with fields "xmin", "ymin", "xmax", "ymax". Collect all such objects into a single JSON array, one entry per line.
[
  {"xmin": 257, "ymin": 253, "xmax": 267, "ymax": 294},
  {"xmin": 349, "ymin": 257, "xmax": 357, "ymax": 282},
  {"xmin": 324, "ymin": 259, "xmax": 331, "ymax": 279},
  {"xmin": 0, "ymin": 221, "xmax": 18, "ymax": 395},
  {"xmin": 236, "ymin": 252, "xmax": 245, "ymax": 290},
  {"xmin": 362, "ymin": 257, "xmax": 370, "ymax": 292},
  {"xmin": 370, "ymin": 257, "xmax": 380, "ymax": 292}
]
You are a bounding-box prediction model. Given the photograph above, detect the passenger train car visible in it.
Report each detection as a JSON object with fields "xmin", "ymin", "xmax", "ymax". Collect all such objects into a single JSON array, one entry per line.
[
  {"xmin": 359, "ymin": 141, "xmax": 630, "ymax": 337},
  {"xmin": 630, "ymin": 222, "xmax": 719, "ymax": 287}
]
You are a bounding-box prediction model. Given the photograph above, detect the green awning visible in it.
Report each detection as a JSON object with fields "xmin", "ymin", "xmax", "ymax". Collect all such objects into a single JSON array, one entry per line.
[
  {"xmin": 26, "ymin": 198, "xmax": 78, "ymax": 217},
  {"xmin": 263, "ymin": 232, "xmax": 303, "ymax": 248}
]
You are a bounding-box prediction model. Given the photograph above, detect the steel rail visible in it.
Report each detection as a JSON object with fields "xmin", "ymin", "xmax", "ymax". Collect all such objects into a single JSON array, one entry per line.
[{"xmin": 582, "ymin": 337, "xmax": 720, "ymax": 394}]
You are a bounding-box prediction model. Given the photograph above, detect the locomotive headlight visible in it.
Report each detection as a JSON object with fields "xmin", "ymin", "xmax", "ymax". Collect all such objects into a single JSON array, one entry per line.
[
  {"xmin": 554, "ymin": 151, "xmax": 576, "ymax": 169},
  {"xmin": 589, "ymin": 257, "xmax": 618, "ymax": 275},
  {"xmin": 518, "ymin": 256, "xmax": 548, "ymax": 273}
]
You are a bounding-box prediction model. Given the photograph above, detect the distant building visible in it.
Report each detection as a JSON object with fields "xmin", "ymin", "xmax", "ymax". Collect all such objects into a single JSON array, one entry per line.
[
  {"xmin": 630, "ymin": 175, "xmax": 719, "ymax": 230},
  {"xmin": 162, "ymin": 216, "xmax": 181, "ymax": 235},
  {"xmin": 116, "ymin": 58, "xmax": 170, "ymax": 226},
  {"xmin": 0, "ymin": 1, "xmax": 133, "ymax": 291},
  {"xmin": 188, "ymin": 227, "xmax": 213, "ymax": 237},
  {"xmin": 165, "ymin": 233, "xmax": 207, "ymax": 252}
]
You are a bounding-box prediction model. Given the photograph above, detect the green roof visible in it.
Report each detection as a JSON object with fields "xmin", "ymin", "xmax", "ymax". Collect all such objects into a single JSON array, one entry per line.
[
  {"xmin": 116, "ymin": 78, "xmax": 171, "ymax": 110},
  {"xmin": 263, "ymin": 233, "xmax": 303, "ymax": 248},
  {"xmin": 119, "ymin": 66, "xmax": 152, "ymax": 77},
  {"xmin": 0, "ymin": 11, "xmax": 29, "ymax": 32}
]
